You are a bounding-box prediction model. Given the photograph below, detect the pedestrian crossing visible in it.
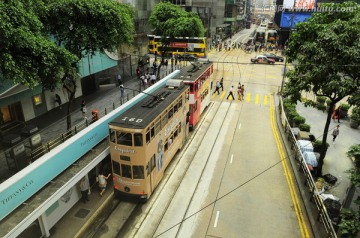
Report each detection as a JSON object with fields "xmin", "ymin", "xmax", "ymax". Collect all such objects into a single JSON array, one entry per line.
[{"xmin": 211, "ymin": 91, "xmax": 270, "ymax": 105}]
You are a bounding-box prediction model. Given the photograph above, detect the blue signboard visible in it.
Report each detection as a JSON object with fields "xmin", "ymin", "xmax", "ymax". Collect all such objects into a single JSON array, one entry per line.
[
  {"xmin": 0, "ymin": 71, "xmax": 180, "ymax": 220},
  {"xmin": 280, "ymin": 12, "xmax": 312, "ymax": 28}
]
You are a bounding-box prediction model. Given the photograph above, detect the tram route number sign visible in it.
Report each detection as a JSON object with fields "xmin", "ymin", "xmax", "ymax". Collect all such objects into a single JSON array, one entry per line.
[{"xmin": 121, "ymin": 117, "xmax": 143, "ymax": 123}]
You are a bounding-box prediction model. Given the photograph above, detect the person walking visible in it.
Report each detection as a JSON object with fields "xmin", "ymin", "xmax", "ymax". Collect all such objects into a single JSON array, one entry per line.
[
  {"xmin": 227, "ymin": 86, "xmax": 235, "ymax": 100},
  {"xmin": 213, "ymin": 81, "xmax": 221, "ymax": 95},
  {"xmin": 220, "ymin": 77, "xmax": 224, "ymax": 91},
  {"xmin": 332, "ymin": 125, "xmax": 340, "ymax": 144},
  {"xmin": 98, "ymin": 172, "xmax": 111, "ymax": 196},
  {"xmin": 237, "ymin": 83, "xmax": 242, "ymax": 100},
  {"xmin": 81, "ymin": 100, "xmax": 87, "ymax": 119},
  {"xmin": 79, "ymin": 176, "xmax": 90, "ymax": 203},
  {"xmin": 119, "ymin": 84, "xmax": 124, "ymax": 103},
  {"xmin": 241, "ymin": 84, "xmax": 245, "ymax": 100}
]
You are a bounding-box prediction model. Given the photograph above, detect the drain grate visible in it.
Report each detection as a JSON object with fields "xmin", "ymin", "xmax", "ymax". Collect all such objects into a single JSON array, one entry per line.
[{"xmin": 74, "ymin": 208, "xmax": 90, "ymax": 219}]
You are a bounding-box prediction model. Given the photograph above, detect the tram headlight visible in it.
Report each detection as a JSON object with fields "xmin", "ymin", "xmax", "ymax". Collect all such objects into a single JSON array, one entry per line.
[{"xmin": 124, "ymin": 186, "xmax": 130, "ymax": 192}]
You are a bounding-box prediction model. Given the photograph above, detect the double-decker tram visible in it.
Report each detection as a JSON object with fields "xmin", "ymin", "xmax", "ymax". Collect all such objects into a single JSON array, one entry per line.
[
  {"xmin": 108, "ymin": 80, "xmax": 190, "ymax": 201},
  {"xmin": 175, "ymin": 62, "xmax": 213, "ymax": 129},
  {"xmin": 147, "ymin": 35, "xmax": 207, "ymax": 58}
]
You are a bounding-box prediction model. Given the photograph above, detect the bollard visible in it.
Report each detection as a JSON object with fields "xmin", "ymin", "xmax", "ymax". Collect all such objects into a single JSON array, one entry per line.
[
  {"xmin": 105, "ymin": 108, "xmax": 107, "ymax": 115},
  {"xmin": 113, "ymin": 103, "xmax": 115, "ymax": 110}
]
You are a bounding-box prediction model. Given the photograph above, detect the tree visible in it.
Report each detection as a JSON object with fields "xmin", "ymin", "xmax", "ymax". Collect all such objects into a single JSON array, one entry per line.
[
  {"xmin": 284, "ymin": 1, "xmax": 360, "ymax": 176},
  {"xmin": 148, "ymin": 2, "xmax": 205, "ymax": 78},
  {"xmin": 42, "ymin": 0, "xmax": 135, "ymax": 129}
]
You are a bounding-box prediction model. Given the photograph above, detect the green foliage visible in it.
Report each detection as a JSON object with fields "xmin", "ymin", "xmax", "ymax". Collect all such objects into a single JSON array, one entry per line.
[
  {"xmin": 148, "ymin": 2, "xmax": 205, "ymax": 41},
  {"xmin": 316, "ymin": 96, "xmax": 326, "ymax": 104},
  {"xmin": 347, "ymin": 144, "xmax": 360, "ymax": 168},
  {"xmin": 350, "ymin": 107, "xmax": 360, "ymax": 124},
  {"xmin": 299, "ymin": 123, "xmax": 311, "ymax": 132},
  {"xmin": 341, "ymin": 103, "xmax": 351, "ymax": 111},
  {"xmin": 338, "ymin": 208, "xmax": 360, "ymax": 238},
  {"xmin": 287, "ymin": 109, "xmax": 299, "ymax": 121},
  {"xmin": 293, "ymin": 115, "xmax": 306, "ymax": 125},
  {"xmin": 326, "ymin": 99, "xmax": 332, "ymax": 106},
  {"xmin": 313, "ymin": 139, "xmax": 329, "ymax": 153},
  {"xmin": 316, "ymin": 103, "xmax": 327, "ymax": 112}
]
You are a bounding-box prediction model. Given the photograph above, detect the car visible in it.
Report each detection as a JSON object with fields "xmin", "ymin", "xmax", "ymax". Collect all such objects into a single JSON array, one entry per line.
[
  {"xmin": 250, "ymin": 55, "xmax": 275, "ymax": 64},
  {"xmin": 263, "ymin": 53, "xmax": 284, "ymax": 62},
  {"xmin": 176, "ymin": 54, "xmax": 198, "ymax": 61}
]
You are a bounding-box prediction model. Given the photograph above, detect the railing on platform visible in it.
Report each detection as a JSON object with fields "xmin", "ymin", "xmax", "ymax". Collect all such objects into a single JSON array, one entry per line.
[{"xmin": 278, "ymin": 97, "xmax": 338, "ymax": 238}]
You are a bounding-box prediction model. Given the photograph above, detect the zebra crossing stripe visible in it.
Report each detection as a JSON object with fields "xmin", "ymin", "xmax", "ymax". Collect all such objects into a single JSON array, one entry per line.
[
  {"xmin": 264, "ymin": 95, "xmax": 268, "ymax": 105},
  {"xmin": 255, "ymin": 94, "xmax": 260, "ymax": 104}
]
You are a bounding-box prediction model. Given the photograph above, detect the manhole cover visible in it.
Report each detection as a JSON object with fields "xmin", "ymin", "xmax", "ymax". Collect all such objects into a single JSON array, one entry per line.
[{"xmin": 74, "ymin": 208, "xmax": 90, "ymax": 219}]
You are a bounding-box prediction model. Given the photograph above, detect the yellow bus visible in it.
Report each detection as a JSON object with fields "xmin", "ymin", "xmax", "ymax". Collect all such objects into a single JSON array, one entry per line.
[
  {"xmin": 148, "ymin": 35, "xmax": 207, "ymax": 58},
  {"xmin": 108, "ymin": 80, "xmax": 190, "ymax": 201}
]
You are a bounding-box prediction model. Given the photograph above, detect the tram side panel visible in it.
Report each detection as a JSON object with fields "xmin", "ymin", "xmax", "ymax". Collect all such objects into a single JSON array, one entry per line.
[{"xmin": 109, "ymin": 86, "xmax": 190, "ymax": 202}]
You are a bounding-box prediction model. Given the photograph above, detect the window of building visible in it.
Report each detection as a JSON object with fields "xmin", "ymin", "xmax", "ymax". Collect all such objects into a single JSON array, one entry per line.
[
  {"xmin": 132, "ymin": 165, "xmax": 144, "ymax": 179},
  {"xmin": 121, "ymin": 164, "xmax": 132, "ymax": 178}
]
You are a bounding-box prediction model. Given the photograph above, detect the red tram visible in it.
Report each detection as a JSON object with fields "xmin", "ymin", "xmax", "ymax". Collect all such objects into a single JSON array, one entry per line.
[{"xmin": 175, "ymin": 62, "xmax": 213, "ymax": 129}]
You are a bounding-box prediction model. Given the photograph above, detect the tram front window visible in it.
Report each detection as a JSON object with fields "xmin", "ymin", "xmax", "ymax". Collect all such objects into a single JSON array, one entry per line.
[
  {"xmin": 112, "ymin": 160, "xmax": 120, "ymax": 175},
  {"xmin": 134, "ymin": 133, "xmax": 143, "ymax": 146},
  {"xmin": 121, "ymin": 164, "xmax": 132, "ymax": 178},
  {"xmin": 132, "ymin": 165, "xmax": 144, "ymax": 179},
  {"xmin": 117, "ymin": 132, "xmax": 132, "ymax": 146}
]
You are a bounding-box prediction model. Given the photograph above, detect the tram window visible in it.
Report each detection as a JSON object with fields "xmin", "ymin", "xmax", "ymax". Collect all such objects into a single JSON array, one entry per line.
[
  {"xmin": 120, "ymin": 155, "xmax": 130, "ymax": 161},
  {"xmin": 121, "ymin": 164, "xmax": 132, "ymax": 178},
  {"xmin": 174, "ymin": 129, "xmax": 178, "ymax": 138},
  {"xmin": 179, "ymin": 98, "xmax": 182, "ymax": 108},
  {"xmin": 151, "ymin": 155, "xmax": 156, "ymax": 171},
  {"xmin": 174, "ymin": 103, "xmax": 178, "ymax": 113},
  {"xmin": 155, "ymin": 119, "xmax": 161, "ymax": 134},
  {"xmin": 146, "ymin": 129, "xmax": 150, "ymax": 144},
  {"xmin": 150, "ymin": 124, "xmax": 155, "ymax": 139},
  {"xmin": 168, "ymin": 108, "xmax": 173, "ymax": 119},
  {"xmin": 189, "ymin": 84, "xmax": 194, "ymax": 92},
  {"xmin": 134, "ymin": 133, "xmax": 143, "ymax": 146},
  {"xmin": 112, "ymin": 160, "xmax": 120, "ymax": 175},
  {"xmin": 178, "ymin": 123, "xmax": 181, "ymax": 133},
  {"xmin": 109, "ymin": 129, "xmax": 116, "ymax": 143},
  {"xmin": 162, "ymin": 112, "xmax": 168, "ymax": 126},
  {"xmin": 164, "ymin": 140, "xmax": 168, "ymax": 151},
  {"xmin": 132, "ymin": 166, "xmax": 144, "ymax": 179},
  {"xmin": 146, "ymin": 162, "xmax": 150, "ymax": 176},
  {"xmin": 117, "ymin": 132, "xmax": 132, "ymax": 146}
]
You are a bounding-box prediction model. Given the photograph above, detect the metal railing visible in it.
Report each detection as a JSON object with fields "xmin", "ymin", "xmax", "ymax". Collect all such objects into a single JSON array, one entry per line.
[{"xmin": 278, "ymin": 97, "xmax": 338, "ymax": 238}]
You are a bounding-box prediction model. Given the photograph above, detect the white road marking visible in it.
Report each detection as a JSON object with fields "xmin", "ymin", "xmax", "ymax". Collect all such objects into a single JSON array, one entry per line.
[
  {"xmin": 214, "ymin": 211, "xmax": 220, "ymax": 227},
  {"xmin": 230, "ymin": 154, "xmax": 234, "ymax": 164},
  {"xmin": 238, "ymin": 123, "xmax": 242, "ymax": 130}
]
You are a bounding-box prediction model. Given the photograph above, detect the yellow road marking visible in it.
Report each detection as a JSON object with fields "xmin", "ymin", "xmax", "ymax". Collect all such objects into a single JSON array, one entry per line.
[
  {"xmin": 263, "ymin": 95, "xmax": 268, "ymax": 105},
  {"xmin": 220, "ymin": 91, "xmax": 226, "ymax": 100},
  {"xmin": 255, "ymin": 94, "xmax": 259, "ymax": 104},
  {"xmin": 246, "ymin": 93, "xmax": 251, "ymax": 102},
  {"xmin": 269, "ymin": 95, "xmax": 310, "ymax": 238}
]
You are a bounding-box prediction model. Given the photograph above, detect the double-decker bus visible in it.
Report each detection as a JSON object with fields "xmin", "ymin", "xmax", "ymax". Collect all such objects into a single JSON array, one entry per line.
[
  {"xmin": 255, "ymin": 28, "xmax": 266, "ymax": 45},
  {"xmin": 147, "ymin": 35, "xmax": 207, "ymax": 58},
  {"xmin": 266, "ymin": 30, "xmax": 278, "ymax": 45}
]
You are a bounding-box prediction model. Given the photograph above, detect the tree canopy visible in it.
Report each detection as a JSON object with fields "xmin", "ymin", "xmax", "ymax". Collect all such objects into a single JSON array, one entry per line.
[
  {"xmin": 148, "ymin": 1, "xmax": 205, "ymax": 39},
  {"xmin": 284, "ymin": 1, "xmax": 360, "ymax": 176}
]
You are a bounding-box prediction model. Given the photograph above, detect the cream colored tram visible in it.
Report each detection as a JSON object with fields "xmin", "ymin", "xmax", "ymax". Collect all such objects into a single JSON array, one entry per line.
[{"xmin": 108, "ymin": 80, "xmax": 190, "ymax": 201}]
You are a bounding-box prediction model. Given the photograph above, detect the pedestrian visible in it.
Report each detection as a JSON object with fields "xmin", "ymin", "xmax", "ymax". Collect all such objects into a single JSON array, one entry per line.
[
  {"xmin": 55, "ymin": 94, "xmax": 62, "ymax": 109},
  {"xmin": 79, "ymin": 176, "xmax": 90, "ymax": 203},
  {"xmin": 116, "ymin": 74, "xmax": 122, "ymax": 85},
  {"xmin": 165, "ymin": 59, "xmax": 168, "ymax": 69},
  {"xmin": 150, "ymin": 73, "xmax": 156, "ymax": 85},
  {"xmin": 237, "ymin": 83, "xmax": 242, "ymax": 100},
  {"xmin": 80, "ymin": 100, "xmax": 87, "ymax": 119},
  {"xmin": 332, "ymin": 125, "xmax": 340, "ymax": 144},
  {"xmin": 241, "ymin": 84, "xmax": 245, "ymax": 100},
  {"xmin": 98, "ymin": 171, "xmax": 111, "ymax": 196},
  {"xmin": 220, "ymin": 77, "xmax": 224, "ymax": 91},
  {"xmin": 214, "ymin": 81, "xmax": 221, "ymax": 95},
  {"xmin": 140, "ymin": 75, "xmax": 146, "ymax": 87},
  {"xmin": 227, "ymin": 86, "xmax": 235, "ymax": 100},
  {"xmin": 119, "ymin": 84, "xmax": 124, "ymax": 102},
  {"xmin": 136, "ymin": 67, "xmax": 141, "ymax": 78}
]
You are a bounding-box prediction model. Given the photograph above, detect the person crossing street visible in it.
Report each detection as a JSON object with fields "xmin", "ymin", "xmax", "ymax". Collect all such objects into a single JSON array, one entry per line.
[{"xmin": 226, "ymin": 86, "xmax": 235, "ymax": 100}]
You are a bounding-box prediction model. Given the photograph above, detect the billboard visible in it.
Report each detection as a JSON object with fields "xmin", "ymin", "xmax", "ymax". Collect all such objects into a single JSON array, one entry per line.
[
  {"xmin": 283, "ymin": 0, "xmax": 316, "ymax": 9},
  {"xmin": 280, "ymin": 12, "xmax": 312, "ymax": 28}
]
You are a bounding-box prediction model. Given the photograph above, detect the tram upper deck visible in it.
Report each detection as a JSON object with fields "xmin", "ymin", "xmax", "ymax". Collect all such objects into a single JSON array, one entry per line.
[
  {"xmin": 174, "ymin": 61, "xmax": 213, "ymax": 83},
  {"xmin": 109, "ymin": 80, "xmax": 188, "ymax": 130}
]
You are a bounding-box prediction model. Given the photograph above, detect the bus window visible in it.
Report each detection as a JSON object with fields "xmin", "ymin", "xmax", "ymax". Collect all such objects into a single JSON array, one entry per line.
[
  {"xmin": 109, "ymin": 129, "xmax": 116, "ymax": 143},
  {"xmin": 120, "ymin": 155, "xmax": 130, "ymax": 162},
  {"xmin": 132, "ymin": 165, "xmax": 144, "ymax": 179},
  {"xmin": 117, "ymin": 132, "xmax": 132, "ymax": 146},
  {"xmin": 112, "ymin": 160, "xmax": 120, "ymax": 175},
  {"xmin": 121, "ymin": 164, "xmax": 132, "ymax": 178},
  {"xmin": 134, "ymin": 133, "xmax": 143, "ymax": 146}
]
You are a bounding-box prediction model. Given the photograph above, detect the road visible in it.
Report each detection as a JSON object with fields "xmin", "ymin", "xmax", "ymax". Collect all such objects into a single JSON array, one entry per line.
[{"xmin": 116, "ymin": 40, "xmax": 312, "ymax": 237}]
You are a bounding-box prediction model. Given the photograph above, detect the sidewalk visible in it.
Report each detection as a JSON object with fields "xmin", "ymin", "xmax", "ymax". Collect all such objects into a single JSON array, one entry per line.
[{"xmin": 296, "ymin": 102, "xmax": 360, "ymax": 200}]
